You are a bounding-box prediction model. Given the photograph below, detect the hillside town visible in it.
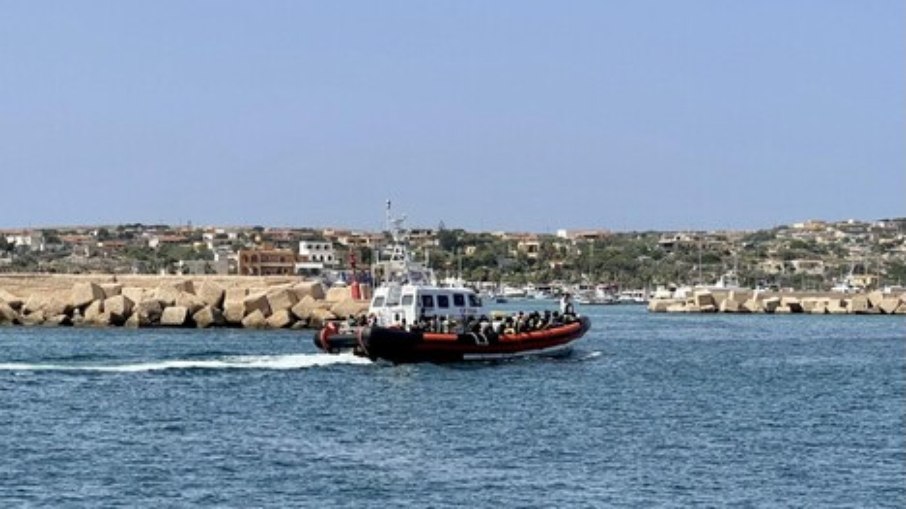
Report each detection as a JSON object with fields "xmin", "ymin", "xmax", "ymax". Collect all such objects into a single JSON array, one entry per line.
[{"xmin": 1, "ymin": 217, "xmax": 905, "ymax": 294}]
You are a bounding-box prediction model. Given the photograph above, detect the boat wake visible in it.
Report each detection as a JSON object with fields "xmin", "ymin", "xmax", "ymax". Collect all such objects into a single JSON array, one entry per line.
[{"xmin": 0, "ymin": 352, "xmax": 372, "ymax": 373}]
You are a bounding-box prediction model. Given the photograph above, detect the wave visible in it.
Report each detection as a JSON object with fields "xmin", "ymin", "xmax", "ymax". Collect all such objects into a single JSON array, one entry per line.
[{"xmin": 0, "ymin": 353, "xmax": 372, "ymax": 373}]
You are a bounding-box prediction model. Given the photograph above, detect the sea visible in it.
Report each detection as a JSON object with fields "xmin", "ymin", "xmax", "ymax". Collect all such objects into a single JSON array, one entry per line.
[{"xmin": 1, "ymin": 304, "xmax": 903, "ymax": 508}]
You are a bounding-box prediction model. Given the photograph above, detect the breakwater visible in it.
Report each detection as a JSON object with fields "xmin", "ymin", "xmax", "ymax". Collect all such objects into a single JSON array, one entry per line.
[
  {"xmin": 0, "ymin": 274, "xmax": 369, "ymax": 328},
  {"xmin": 648, "ymin": 289, "xmax": 906, "ymax": 314}
]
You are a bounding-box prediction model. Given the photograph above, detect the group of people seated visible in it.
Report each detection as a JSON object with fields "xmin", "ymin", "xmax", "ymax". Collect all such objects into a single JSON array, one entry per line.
[{"xmin": 407, "ymin": 308, "xmax": 577, "ymax": 336}]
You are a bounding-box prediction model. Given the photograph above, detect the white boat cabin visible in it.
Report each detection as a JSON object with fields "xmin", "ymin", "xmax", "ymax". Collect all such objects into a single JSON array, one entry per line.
[{"xmin": 369, "ymin": 284, "xmax": 485, "ymax": 327}]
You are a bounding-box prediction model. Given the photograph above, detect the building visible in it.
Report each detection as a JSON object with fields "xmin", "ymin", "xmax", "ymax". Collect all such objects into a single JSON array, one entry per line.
[
  {"xmin": 238, "ymin": 248, "xmax": 296, "ymax": 276},
  {"xmin": 296, "ymin": 240, "xmax": 338, "ymax": 273}
]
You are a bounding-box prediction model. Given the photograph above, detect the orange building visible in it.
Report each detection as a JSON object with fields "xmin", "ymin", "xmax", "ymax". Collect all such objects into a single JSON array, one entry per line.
[{"xmin": 238, "ymin": 249, "xmax": 297, "ymax": 276}]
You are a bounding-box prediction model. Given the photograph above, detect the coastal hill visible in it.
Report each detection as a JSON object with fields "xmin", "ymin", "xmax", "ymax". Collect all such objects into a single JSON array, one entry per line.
[{"xmin": 1, "ymin": 218, "xmax": 904, "ymax": 292}]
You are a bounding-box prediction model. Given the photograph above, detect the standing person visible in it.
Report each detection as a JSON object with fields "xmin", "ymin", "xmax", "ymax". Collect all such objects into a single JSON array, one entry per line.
[{"xmin": 560, "ymin": 292, "xmax": 575, "ymax": 316}]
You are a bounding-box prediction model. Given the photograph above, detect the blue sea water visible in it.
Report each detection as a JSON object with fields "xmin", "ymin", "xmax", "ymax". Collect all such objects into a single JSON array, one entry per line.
[{"xmin": 0, "ymin": 305, "xmax": 903, "ymax": 508}]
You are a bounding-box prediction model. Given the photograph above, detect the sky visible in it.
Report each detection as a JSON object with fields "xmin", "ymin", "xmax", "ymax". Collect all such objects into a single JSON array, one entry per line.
[{"xmin": 1, "ymin": 1, "xmax": 903, "ymax": 232}]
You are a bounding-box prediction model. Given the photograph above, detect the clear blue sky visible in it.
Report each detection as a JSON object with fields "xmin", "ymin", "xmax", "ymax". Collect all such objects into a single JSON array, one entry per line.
[{"xmin": 1, "ymin": 1, "xmax": 903, "ymax": 232}]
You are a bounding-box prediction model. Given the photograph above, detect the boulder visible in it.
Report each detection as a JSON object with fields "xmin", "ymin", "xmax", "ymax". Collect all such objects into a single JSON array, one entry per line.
[
  {"xmin": 241, "ymin": 309, "xmax": 268, "ymax": 329},
  {"xmin": 243, "ymin": 292, "xmax": 271, "ymax": 317},
  {"xmin": 762, "ymin": 297, "xmax": 781, "ymax": 313},
  {"xmin": 122, "ymin": 287, "xmax": 146, "ymax": 304},
  {"xmin": 895, "ymin": 303, "xmax": 906, "ymax": 315},
  {"xmin": 826, "ymin": 299, "xmax": 847, "ymax": 314},
  {"xmin": 726, "ymin": 290, "xmax": 749, "ymax": 304},
  {"xmin": 160, "ymin": 306, "xmax": 190, "ymax": 327},
  {"xmin": 330, "ymin": 298, "xmax": 369, "ymax": 319},
  {"xmin": 693, "ymin": 291, "xmax": 716, "ymax": 308},
  {"xmin": 848, "ymin": 295, "xmax": 870, "ymax": 314},
  {"xmin": 196, "ymin": 280, "xmax": 226, "ymax": 308},
  {"xmin": 223, "ymin": 288, "xmax": 248, "ymax": 324},
  {"xmin": 878, "ymin": 298, "xmax": 901, "ymax": 315},
  {"xmin": 800, "ymin": 298, "xmax": 819, "ymax": 313},
  {"xmin": 742, "ymin": 299, "xmax": 763, "ymax": 313},
  {"xmin": 665, "ymin": 303, "xmax": 687, "ymax": 313},
  {"xmin": 780, "ymin": 297, "xmax": 803, "ymax": 313},
  {"xmin": 308, "ymin": 308, "xmax": 337, "ymax": 329},
  {"xmin": 172, "ymin": 280, "xmax": 195, "ymax": 294},
  {"xmin": 103, "ymin": 295, "xmax": 134, "ymax": 325},
  {"xmin": 266, "ymin": 309, "xmax": 295, "ymax": 329},
  {"xmin": 291, "ymin": 281, "xmax": 326, "ymax": 301},
  {"xmin": 0, "ymin": 301, "xmax": 21, "ymax": 324},
  {"xmin": 266, "ymin": 289, "xmax": 298, "ymax": 313},
  {"xmin": 810, "ymin": 302, "xmax": 827, "ymax": 314},
  {"xmin": 47, "ymin": 314, "xmax": 73, "ymax": 326},
  {"xmin": 20, "ymin": 310, "xmax": 46, "ymax": 326},
  {"xmin": 134, "ymin": 299, "xmax": 164, "ymax": 324},
  {"xmin": 867, "ymin": 290, "xmax": 885, "ymax": 309},
  {"xmin": 90, "ymin": 311, "xmax": 113, "ymax": 326},
  {"xmin": 24, "ymin": 293, "xmax": 72, "ymax": 317},
  {"xmin": 100, "ymin": 283, "xmax": 123, "ymax": 299},
  {"xmin": 83, "ymin": 300, "xmax": 104, "ymax": 323},
  {"xmin": 647, "ymin": 299, "xmax": 674, "ymax": 313},
  {"xmin": 193, "ymin": 306, "xmax": 224, "ymax": 329},
  {"xmin": 154, "ymin": 284, "xmax": 182, "ymax": 306},
  {"xmin": 71, "ymin": 282, "xmax": 105, "ymax": 309},
  {"xmin": 175, "ymin": 292, "xmax": 205, "ymax": 315},
  {"xmin": 719, "ymin": 298, "xmax": 741, "ymax": 313},
  {"xmin": 0, "ymin": 289, "xmax": 24, "ymax": 310},
  {"xmin": 325, "ymin": 286, "xmax": 350, "ymax": 303},
  {"xmin": 291, "ymin": 295, "xmax": 324, "ymax": 320}
]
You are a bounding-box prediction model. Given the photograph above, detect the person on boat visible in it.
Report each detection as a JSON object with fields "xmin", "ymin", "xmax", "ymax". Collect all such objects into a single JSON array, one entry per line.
[{"xmin": 560, "ymin": 292, "xmax": 575, "ymax": 316}]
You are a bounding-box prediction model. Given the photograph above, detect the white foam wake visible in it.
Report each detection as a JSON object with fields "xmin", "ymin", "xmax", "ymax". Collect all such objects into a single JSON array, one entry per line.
[{"xmin": 0, "ymin": 352, "xmax": 371, "ymax": 373}]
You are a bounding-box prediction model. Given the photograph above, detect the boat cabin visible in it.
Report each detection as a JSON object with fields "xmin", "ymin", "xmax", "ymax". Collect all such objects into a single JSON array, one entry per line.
[{"xmin": 369, "ymin": 284, "xmax": 485, "ymax": 327}]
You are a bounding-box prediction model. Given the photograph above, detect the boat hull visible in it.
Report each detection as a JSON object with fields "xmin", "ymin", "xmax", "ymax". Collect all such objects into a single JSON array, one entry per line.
[{"xmin": 314, "ymin": 316, "xmax": 591, "ymax": 364}]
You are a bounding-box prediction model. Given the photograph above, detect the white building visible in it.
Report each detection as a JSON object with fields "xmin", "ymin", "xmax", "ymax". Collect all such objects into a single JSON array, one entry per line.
[{"xmin": 297, "ymin": 240, "xmax": 338, "ymax": 271}]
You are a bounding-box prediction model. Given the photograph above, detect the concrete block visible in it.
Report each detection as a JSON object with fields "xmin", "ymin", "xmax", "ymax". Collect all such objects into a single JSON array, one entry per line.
[
  {"xmin": 867, "ymin": 290, "xmax": 884, "ymax": 308},
  {"xmin": 103, "ymin": 295, "xmax": 134, "ymax": 325},
  {"xmin": 243, "ymin": 292, "xmax": 271, "ymax": 317},
  {"xmin": 0, "ymin": 301, "xmax": 19, "ymax": 324},
  {"xmin": 848, "ymin": 295, "xmax": 869, "ymax": 314},
  {"xmin": 197, "ymin": 281, "xmax": 225, "ymax": 308},
  {"xmin": 160, "ymin": 306, "xmax": 190, "ymax": 327},
  {"xmin": 291, "ymin": 281, "xmax": 326, "ymax": 301},
  {"xmin": 762, "ymin": 297, "xmax": 781, "ymax": 313},
  {"xmin": 878, "ymin": 298, "xmax": 900, "ymax": 315},
  {"xmin": 0, "ymin": 289, "xmax": 24, "ymax": 310},
  {"xmin": 71, "ymin": 282, "xmax": 105, "ymax": 309},
  {"xmin": 330, "ymin": 297, "xmax": 369, "ymax": 319},
  {"xmin": 175, "ymin": 291, "xmax": 205, "ymax": 315},
  {"xmin": 325, "ymin": 286, "xmax": 350, "ymax": 303},
  {"xmin": 100, "ymin": 283, "xmax": 122, "ymax": 299},
  {"xmin": 266, "ymin": 309, "xmax": 295, "ymax": 329},
  {"xmin": 266, "ymin": 289, "xmax": 298, "ymax": 313},
  {"xmin": 241, "ymin": 309, "xmax": 268, "ymax": 329},
  {"xmin": 193, "ymin": 306, "xmax": 224, "ymax": 328}
]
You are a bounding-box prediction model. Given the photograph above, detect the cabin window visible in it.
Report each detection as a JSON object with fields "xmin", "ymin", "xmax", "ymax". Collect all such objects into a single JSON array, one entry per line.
[
  {"xmin": 437, "ymin": 295, "xmax": 450, "ymax": 308},
  {"xmin": 372, "ymin": 296, "xmax": 385, "ymax": 308},
  {"xmin": 468, "ymin": 294, "xmax": 482, "ymax": 307},
  {"xmin": 453, "ymin": 294, "xmax": 465, "ymax": 307},
  {"xmin": 401, "ymin": 295, "xmax": 414, "ymax": 306},
  {"xmin": 421, "ymin": 295, "xmax": 434, "ymax": 308}
]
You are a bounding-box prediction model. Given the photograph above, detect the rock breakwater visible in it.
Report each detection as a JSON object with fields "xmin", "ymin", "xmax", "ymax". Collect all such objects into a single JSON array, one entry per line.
[
  {"xmin": 0, "ymin": 274, "xmax": 369, "ymax": 329},
  {"xmin": 648, "ymin": 289, "xmax": 906, "ymax": 315}
]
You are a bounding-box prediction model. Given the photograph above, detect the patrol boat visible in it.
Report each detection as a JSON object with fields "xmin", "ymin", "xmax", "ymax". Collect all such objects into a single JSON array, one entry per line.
[{"xmin": 313, "ymin": 202, "xmax": 591, "ymax": 363}]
